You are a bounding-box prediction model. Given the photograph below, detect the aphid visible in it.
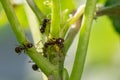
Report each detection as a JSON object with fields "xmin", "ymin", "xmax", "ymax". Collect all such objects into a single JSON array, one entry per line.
[
  {"xmin": 44, "ymin": 38, "xmax": 64, "ymax": 48},
  {"xmin": 32, "ymin": 64, "xmax": 39, "ymax": 71},
  {"xmin": 40, "ymin": 18, "xmax": 50, "ymax": 33}
]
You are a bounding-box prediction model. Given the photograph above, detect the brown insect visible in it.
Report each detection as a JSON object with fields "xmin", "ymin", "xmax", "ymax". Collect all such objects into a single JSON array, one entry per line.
[
  {"xmin": 15, "ymin": 42, "xmax": 33, "ymax": 55},
  {"xmin": 32, "ymin": 64, "xmax": 39, "ymax": 71},
  {"xmin": 40, "ymin": 18, "xmax": 50, "ymax": 33},
  {"xmin": 44, "ymin": 38, "xmax": 64, "ymax": 48}
]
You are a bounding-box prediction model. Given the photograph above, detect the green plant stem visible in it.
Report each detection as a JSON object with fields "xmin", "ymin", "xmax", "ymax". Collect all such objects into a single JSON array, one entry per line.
[
  {"xmin": 60, "ymin": 5, "xmax": 84, "ymax": 38},
  {"xmin": 26, "ymin": 48, "xmax": 58, "ymax": 76},
  {"xmin": 24, "ymin": 1, "xmax": 43, "ymax": 45},
  {"xmin": 62, "ymin": 68, "xmax": 69, "ymax": 80},
  {"xmin": 26, "ymin": 0, "xmax": 45, "ymax": 23},
  {"xmin": 24, "ymin": 3, "xmax": 47, "ymax": 80},
  {"xmin": 61, "ymin": 4, "xmax": 120, "ymax": 38},
  {"xmin": 0, "ymin": 0, "xmax": 27, "ymax": 44},
  {"xmin": 0, "ymin": 0, "xmax": 58, "ymax": 77},
  {"xmin": 96, "ymin": 4, "xmax": 120, "ymax": 17},
  {"xmin": 61, "ymin": 4, "xmax": 120, "ymax": 39},
  {"xmin": 70, "ymin": 0, "xmax": 97, "ymax": 80},
  {"xmin": 50, "ymin": 0, "xmax": 60, "ymax": 38},
  {"xmin": 64, "ymin": 18, "xmax": 82, "ymax": 54}
]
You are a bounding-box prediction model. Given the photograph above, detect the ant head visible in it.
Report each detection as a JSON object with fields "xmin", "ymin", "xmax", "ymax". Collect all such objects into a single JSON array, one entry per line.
[
  {"xmin": 25, "ymin": 42, "xmax": 33, "ymax": 48},
  {"xmin": 56, "ymin": 38, "xmax": 64, "ymax": 44},
  {"xmin": 43, "ymin": 18, "xmax": 50, "ymax": 23}
]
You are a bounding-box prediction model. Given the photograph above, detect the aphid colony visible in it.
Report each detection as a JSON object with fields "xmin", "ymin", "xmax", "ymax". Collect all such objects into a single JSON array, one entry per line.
[{"xmin": 15, "ymin": 18, "xmax": 64, "ymax": 71}]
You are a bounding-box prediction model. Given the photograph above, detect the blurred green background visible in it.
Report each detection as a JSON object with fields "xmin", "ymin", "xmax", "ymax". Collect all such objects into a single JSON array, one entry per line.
[{"xmin": 0, "ymin": 0, "xmax": 120, "ymax": 80}]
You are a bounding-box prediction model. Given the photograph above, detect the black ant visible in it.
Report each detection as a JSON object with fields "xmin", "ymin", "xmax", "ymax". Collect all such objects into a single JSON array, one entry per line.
[
  {"xmin": 15, "ymin": 46, "xmax": 24, "ymax": 55},
  {"xmin": 29, "ymin": 61, "xmax": 39, "ymax": 71},
  {"xmin": 15, "ymin": 42, "xmax": 33, "ymax": 55},
  {"xmin": 25, "ymin": 42, "xmax": 33, "ymax": 48},
  {"xmin": 40, "ymin": 18, "xmax": 50, "ymax": 33},
  {"xmin": 44, "ymin": 38, "xmax": 64, "ymax": 48},
  {"xmin": 32, "ymin": 64, "xmax": 39, "ymax": 71}
]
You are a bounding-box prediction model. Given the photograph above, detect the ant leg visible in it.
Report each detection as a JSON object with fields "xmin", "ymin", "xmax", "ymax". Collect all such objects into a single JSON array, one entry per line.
[{"xmin": 28, "ymin": 60, "xmax": 34, "ymax": 63}]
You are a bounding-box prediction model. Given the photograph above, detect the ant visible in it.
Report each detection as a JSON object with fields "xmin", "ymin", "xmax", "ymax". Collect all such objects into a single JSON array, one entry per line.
[
  {"xmin": 32, "ymin": 64, "xmax": 39, "ymax": 71},
  {"xmin": 40, "ymin": 18, "xmax": 50, "ymax": 33},
  {"xmin": 15, "ymin": 46, "xmax": 24, "ymax": 55},
  {"xmin": 44, "ymin": 38, "xmax": 64, "ymax": 48},
  {"xmin": 29, "ymin": 61, "xmax": 39, "ymax": 71},
  {"xmin": 15, "ymin": 42, "xmax": 33, "ymax": 55}
]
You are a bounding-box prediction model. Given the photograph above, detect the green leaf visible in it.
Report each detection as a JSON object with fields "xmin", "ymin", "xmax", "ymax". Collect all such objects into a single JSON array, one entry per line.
[
  {"xmin": 105, "ymin": 0, "xmax": 120, "ymax": 34},
  {"xmin": 109, "ymin": 16, "xmax": 120, "ymax": 34}
]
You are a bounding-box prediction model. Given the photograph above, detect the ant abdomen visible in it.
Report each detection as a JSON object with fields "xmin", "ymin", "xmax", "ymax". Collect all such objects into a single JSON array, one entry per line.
[
  {"xmin": 32, "ymin": 64, "xmax": 39, "ymax": 71},
  {"xmin": 15, "ymin": 46, "xmax": 24, "ymax": 54}
]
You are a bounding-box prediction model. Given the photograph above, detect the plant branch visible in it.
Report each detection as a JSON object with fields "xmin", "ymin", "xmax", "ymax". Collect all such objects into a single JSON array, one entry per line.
[
  {"xmin": 70, "ymin": 0, "xmax": 97, "ymax": 80},
  {"xmin": 64, "ymin": 17, "xmax": 82, "ymax": 54},
  {"xmin": 60, "ymin": 5, "xmax": 84, "ymax": 38},
  {"xmin": 96, "ymin": 4, "xmax": 120, "ymax": 17},
  {"xmin": 0, "ymin": 0, "xmax": 58, "ymax": 77},
  {"xmin": 24, "ymin": 1, "xmax": 43, "ymax": 45},
  {"xmin": 61, "ymin": 4, "xmax": 120, "ymax": 38},
  {"xmin": 26, "ymin": 0, "xmax": 45, "ymax": 23},
  {"xmin": 0, "ymin": 0, "xmax": 27, "ymax": 44},
  {"xmin": 64, "ymin": 4, "xmax": 120, "ymax": 54},
  {"xmin": 62, "ymin": 68, "xmax": 69, "ymax": 80},
  {"xmin": 50, "ymin": 0, "xmax": 61, "ymax": 38},
  {"xmin": 26, "ymin": 48, "xmax": 58, "ymax": 76}
]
